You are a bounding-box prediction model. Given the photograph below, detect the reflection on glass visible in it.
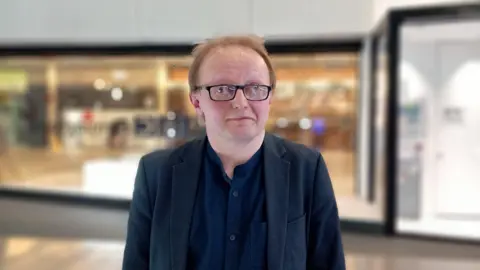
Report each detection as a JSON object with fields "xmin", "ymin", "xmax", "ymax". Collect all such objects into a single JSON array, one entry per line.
[
  {"xmin": 372, "ymin": 35, "xmax": 389, "ymax": 205},
  {"xmin": 0, "ymin": 53, "xmax": 359, "ymax": 199}
]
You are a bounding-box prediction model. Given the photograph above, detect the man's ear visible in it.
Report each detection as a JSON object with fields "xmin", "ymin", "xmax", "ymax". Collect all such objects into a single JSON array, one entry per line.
[
  {"xmin": 189, "ymin": 92, "xmax": 200, "ymax": 108},
  {"xmin": 268, "ymin": 90, "xmax": 274, "ymax": 104},
  {"xmin": 190, "ymin": 92, "xmax": 205, "ymax": 126}
]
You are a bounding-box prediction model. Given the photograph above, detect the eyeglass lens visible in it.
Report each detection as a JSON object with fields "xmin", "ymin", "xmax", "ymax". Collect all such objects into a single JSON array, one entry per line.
[{"xmin": 209, "ymin": 85, "xmax": 269, "ymax": 101}]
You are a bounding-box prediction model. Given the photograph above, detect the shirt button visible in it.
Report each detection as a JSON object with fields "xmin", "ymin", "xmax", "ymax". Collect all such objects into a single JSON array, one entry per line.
[
  {"xmin": 229, "ymin": 234, "xmax": 236, "ymax": 241},
  {"xmin": 232, "ymin": 190, "xmax": 239, "ymax": 197}
]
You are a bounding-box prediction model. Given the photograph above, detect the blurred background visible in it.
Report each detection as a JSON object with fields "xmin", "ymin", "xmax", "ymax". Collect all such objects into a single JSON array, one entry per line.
[{"xmin": 0, "ymin": 1, "xmax": 480, "ymax": 269}]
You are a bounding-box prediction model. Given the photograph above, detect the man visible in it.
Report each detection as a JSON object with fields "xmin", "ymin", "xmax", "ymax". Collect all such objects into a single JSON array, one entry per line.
[{"xmin": 122, "ymin": 35, "xmax": 345, "ymax": 270}]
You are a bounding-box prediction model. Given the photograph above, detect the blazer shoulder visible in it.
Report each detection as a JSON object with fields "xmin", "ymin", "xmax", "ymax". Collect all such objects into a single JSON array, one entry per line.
[
  {"xmin": 140, "ymin": 137, "xmax": 204, "ymax": 170},
  {"xmin": 139, "ymin": 148, "xmax": 174, "ymax": 172},
  {"xmin": 135, "ymin": 138, "xmax": 204, "ymax": 203}
]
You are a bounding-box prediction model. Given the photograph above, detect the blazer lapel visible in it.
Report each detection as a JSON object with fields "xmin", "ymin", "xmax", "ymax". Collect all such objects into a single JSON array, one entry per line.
[
  {"xmin": 264, "ymin": 134, "xmax": 290, "ymax": 270},
  {"xmin": 170, "ymin": 137, "xmax": 206, "ymax": 270}
]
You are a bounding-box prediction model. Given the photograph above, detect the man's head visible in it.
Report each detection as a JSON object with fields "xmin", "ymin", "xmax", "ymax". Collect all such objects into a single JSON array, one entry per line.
[{"xmin": 188, "ymin": 35, "xmax": 276, "ymax": 144}]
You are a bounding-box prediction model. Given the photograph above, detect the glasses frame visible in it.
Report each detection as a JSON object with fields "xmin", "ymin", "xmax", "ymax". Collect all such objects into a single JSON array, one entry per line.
[{"xmin": 194, "ymin": 84, "xmax": 272, "ymax": 101}]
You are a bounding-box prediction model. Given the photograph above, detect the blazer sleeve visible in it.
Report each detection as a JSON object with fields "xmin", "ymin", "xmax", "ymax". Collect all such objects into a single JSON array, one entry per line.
[
  {"xmin": 122, "ymin": 157, "xmax": 152, "ymax": 270},
  {"xmin": 307, "ymin": 153, "xmax": 346, "ymax": 270}
]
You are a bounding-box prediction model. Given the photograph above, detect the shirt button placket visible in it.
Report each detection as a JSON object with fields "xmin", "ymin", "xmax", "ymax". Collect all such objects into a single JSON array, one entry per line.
[{"xmin": 225, "ymin": 179, "xmax": 241, "ymax": 269}]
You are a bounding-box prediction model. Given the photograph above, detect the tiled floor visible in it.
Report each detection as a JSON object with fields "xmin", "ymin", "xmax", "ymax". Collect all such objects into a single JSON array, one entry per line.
[{"xmin": 0, "ymin": 234, "xmax": 479, "ymax": 270}]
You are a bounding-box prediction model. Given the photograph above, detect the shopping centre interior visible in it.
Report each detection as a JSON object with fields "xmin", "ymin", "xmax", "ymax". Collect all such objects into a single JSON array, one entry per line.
[
  {"xmin": 0, "ymin": 52, "xmax": 363, "ymax": 209},
  {"xmin": 1, "ymin": 2, "xmax": 480, "ymax": 269}
]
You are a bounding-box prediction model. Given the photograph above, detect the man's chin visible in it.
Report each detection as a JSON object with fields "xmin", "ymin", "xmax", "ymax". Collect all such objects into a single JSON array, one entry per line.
[{"xmin": 226, "ymin": 128, "xmax": 262, "ymax": 142}]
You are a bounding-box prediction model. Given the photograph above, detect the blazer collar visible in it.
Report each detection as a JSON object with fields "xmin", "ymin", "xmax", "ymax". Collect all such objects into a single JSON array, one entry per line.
[
  {"xmin": 170, "ymin": 136, "xmax": 206, "ymax": 270},
  {"xmin": 263, "ymin": 133, "xmax": 290, "ymax": 270},
  {"xmin": 170, "ymin": 133, "xmax": 290, "ymax": 270}
]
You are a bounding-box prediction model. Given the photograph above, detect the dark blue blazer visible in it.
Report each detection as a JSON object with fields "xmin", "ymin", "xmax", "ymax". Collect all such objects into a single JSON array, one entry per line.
[{"xmin": 122, "ymin": 133, "xmax": 346, "ymax": 270}]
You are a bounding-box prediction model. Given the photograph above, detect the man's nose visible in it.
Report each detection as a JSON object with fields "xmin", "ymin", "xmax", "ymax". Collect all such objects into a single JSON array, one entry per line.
[{"xmin": 231, "ymin": 89, "xmax": 249, "ymax": 108}]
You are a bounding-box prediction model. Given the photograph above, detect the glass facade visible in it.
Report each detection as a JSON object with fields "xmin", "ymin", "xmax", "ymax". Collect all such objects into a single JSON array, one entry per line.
[
  {"xmin": 369, "ymin": 31, "xmax": 389, "ymax": 222},
  {"xmin": 0, "ymin": 52, "xmax": 360, "ymax": 205},
  {"xmin": 364, "ymin": 3, "xmax": 480, "ymax": 239},
  {"xmin": 395, "ymin": 18, "xmax": 480, "ymax": 240}
]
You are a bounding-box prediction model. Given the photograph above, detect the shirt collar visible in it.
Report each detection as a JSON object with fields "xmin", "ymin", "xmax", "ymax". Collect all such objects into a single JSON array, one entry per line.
[{"xmin": 206, "ymin": 138, "xmax": 263, "ymax": 178}]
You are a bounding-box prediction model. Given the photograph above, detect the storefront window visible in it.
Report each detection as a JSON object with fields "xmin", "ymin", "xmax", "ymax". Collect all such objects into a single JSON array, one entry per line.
[
  {"xmin": 0, "ymin": 52, "xmax": 359, "ymax": 201},
  {"xmin": 339, "ymin": 33, "xmax": 389, "ymax": 223},
  {"xmin": 396, "ymin": 18, "xmax": 480, "ymax": 240},
  {"xmin": 269, "ymin": 54, "xmax": 359, "ymax": 197}
]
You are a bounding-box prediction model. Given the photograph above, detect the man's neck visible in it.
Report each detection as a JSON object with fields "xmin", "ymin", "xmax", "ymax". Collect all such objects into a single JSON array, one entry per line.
[{"xmin": 208, "ymin": 131, "xmax": 265, "ymax": 178}]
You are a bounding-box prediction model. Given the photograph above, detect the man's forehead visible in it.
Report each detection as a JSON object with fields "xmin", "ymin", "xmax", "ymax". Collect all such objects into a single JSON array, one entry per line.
[
  {"xmin": 197, "ymin": 46, "xmax": 269, "ymax": 83},
  {"xmin": 204, "ymin": 46, "xmax": 261, "ymax": 63}
]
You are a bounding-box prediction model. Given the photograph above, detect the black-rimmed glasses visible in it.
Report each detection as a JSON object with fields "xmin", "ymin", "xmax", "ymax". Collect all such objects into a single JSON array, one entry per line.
[{"xmin": 194, "ymin": 84, "xmax": 272, "ymax": 101}]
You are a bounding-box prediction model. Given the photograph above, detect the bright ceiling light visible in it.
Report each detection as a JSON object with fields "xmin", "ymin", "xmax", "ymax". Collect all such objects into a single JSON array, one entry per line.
[
  {"xmin": 93, "ymin": 79, "xmax": 106, "ymax": 90},
  {"xmin": 111, "ymin": 87, "xmax": 123, "ymax": 101},
  {"xmin": 299, "ymin": 118, "xmax": 312, "ymax": 130}
]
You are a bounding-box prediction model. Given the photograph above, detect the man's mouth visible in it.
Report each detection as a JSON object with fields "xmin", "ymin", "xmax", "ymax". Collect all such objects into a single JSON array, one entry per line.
[{"xmin": 228, "ymin": 117, "xmax": 254, "ymax": 121}]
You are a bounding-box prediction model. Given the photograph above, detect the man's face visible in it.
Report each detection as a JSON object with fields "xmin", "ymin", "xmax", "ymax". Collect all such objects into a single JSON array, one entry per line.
[{"xmin": 191, "ymin": 46, "xmax": 271, "ymax": 142}]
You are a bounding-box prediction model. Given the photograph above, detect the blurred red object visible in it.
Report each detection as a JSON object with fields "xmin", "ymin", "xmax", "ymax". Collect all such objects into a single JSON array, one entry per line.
[{"xmin": 82, "ymin": 110, "xmax": 94, "ymax": 124}]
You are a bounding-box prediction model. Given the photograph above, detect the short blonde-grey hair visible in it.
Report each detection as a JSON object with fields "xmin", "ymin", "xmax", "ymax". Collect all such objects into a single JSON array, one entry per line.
[{"xmin": 188, "ymin": 35, "xmax": 276, "ymax": 92}]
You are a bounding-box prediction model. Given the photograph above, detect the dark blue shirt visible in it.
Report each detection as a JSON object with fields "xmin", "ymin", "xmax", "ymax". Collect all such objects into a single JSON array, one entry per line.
[{"xmin": 187, "ymin": 140, "xmax": 267, "ymax": 270}]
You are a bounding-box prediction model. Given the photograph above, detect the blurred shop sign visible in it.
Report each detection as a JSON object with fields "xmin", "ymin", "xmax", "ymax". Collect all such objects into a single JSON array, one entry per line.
[
  {"xmin": 133, "ymin": 115, "xmax": 190, "ymax": 139},
  {"xmin": 0, "ymin": 70, "xmax": 28, "ymax": 92}
]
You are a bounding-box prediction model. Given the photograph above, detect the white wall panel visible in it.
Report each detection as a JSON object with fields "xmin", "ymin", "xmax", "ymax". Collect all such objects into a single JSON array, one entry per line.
[
  {"xmin": 0, "ymin": 0, "xmax": 138, "ymax": 44},
  {"xmin": 2, "ymin": 0, "xmax": 478, "ymax": 44},
  {"xmin": 0, "ymin": 0, "xmax": 372, "ymax": 44},
  {"xmin": 136, "ymin": 0, "xmax": 252, "ymax": 43},
  {"xmin": 252, "ymin": 0, "xmax": 371, "ymax": 38}
]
